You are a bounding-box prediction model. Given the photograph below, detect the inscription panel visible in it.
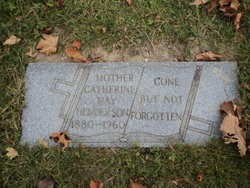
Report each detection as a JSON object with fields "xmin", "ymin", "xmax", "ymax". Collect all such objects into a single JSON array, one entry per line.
[{"xmin": 21, "ymin": 62, "xmax": 238, "ymax": 147}]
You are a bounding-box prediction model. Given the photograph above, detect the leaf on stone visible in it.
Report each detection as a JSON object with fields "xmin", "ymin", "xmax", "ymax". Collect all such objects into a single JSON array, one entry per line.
[
  {"xmin": 234, "ymin": 12, "xmax": 243, "ymax": 30},
  {"xmin": 37, "ymin": 177, "xmax": 57, "ymax": 188},
  {"xmin": 26, "ymin": 47, "xmax": 39, "ymax": 58},
  {"xmin": 39, "ymin": 138, "xmax": 49, "ymax": 148},
  {"xmin": 126, "ymin": 0, "xmax": 133, "ymax": 6},
  {"xmin": 129, "ymin": 178, "xmax": 146, "ymax": 188},
  {"xmin": 220, "ymin": 113, "xmax": 247, "ymax": 156},
  {"xmin": 195, "ymin": 51, "xmax": 223, "ymax": 61},
  {"xmin": 3, "ymin": 35, "xmax": 21, "ymax": 46},
  {"xmin": 90, "ymin": 180, "xmax": 103, "ymax": 188},
  {"xmin": 197, "ymin": 171, "xmax": 203, "ymax": 182},
  {"xmin": 6, "ymin": 147, "xmax": 18, "ymax": 159},
  {"xmin": 65, "ymin": 47, "xmax": 87, "ymax": 62},
  {"xmin": 208, "ymin": 1, "xmax": 219, "ymax": 13},
  {"xmin": 190, "ymin": 0, "xmax": 209, "ymax": 6},
  {"xmin": 36, "ymin": 34, "xmax": 59, "ymax": 56},
  {"xmin": 49, "ymin": 131, "xmax": 71, "ymax": 151}
]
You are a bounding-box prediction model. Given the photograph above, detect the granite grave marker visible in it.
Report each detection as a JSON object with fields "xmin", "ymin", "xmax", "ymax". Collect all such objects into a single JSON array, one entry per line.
[{"xmin": 21, "ymin": 62, "xmax": 237, "ymax": 147}]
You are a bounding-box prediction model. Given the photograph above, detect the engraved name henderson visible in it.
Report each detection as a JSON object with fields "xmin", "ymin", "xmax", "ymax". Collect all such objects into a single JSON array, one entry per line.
[{"xmin": 21, "ymin": 62, "xmax": 237, "ymax": 146}]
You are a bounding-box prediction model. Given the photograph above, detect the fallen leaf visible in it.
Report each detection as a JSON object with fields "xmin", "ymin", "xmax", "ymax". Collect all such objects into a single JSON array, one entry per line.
[
  {"xmin": 90, "ymin": 180, "xmax": 103, "ymax": 188},
  {"xmin": 242, "ymin": 83, "xmax": 250, "ymax": 90},
  {"xmin": 26, "ymin": 47, "xmax": 39, "ymax": 58},
  {"xmin": 190, "ymin": 0, "xmax": 209, "ymax": 6},
  {"xmin": 234, "ymin": 12, "xmax": 243, "ymax": 30},
  {"xmin": 49, "ymin": 131, "xmax": 71, "ymax": 151},
  {"xmin": 72, "ymin": 40, "xmax": 82, "ymax": 49},
  {"xmin": 42, "ymin": 27, "xmax": 53, "ymax": 35},
  {"xmin": 37, "ymin": 177, "xmax": 57, "ymax": 188},
  {"xmin": 208, "ymin": 1, "xmax": 219, "ymax": 13},
  {"xmin": 3, "ymin": 35, "xmax": 21, "ymax": 46},
  {"xmin": 55, "ymin": 0, "xmax": 65, "ymax": 7},
  {"xmin": 220, "ymin": 101, "xmax": 237, "ymax": 115},
  {"xmin": 36, "ymin": 34, "xmax": 58, "ymax": 55},
  {"xmin": 196, "ymin": 51, "xmax": 223, "ymax": 61},
  {"xmin": 102, "ymin": 27, "xmax": 107, "ymax": 33},
  {"xmin": 130, "ymin": 178, "xmax": 146, "ymax": 188},
  {"xmin": 6, "ymin": 147, "xmax": 18, "ymax": 159},
  {"xmin": 220, "ymin": 113, "xmax": 247, "ymax": 156},
  {"xmin": 219, "ymin": 0, "xmax": 232, "ymax": 7},
  {"xmin": 39, "ymin": 138, "xmax": 49, "ymax": 148},
  {"xmin": 171, "ymin": 178, "xmax": 189, "ymax": 185},
  {"xmin": 230, "ymin": 0, "xmax": 241, "ymax": 11},
  {"xmin": 197, "ymin": 171, "xmax": 203, "ymax": 182},
  {"xmin": 65, "ymin": 47, "xmax": 87, "ymax": 62},
  {"xmin": 126, "ymin": 0, "xmax": 133, "ymax": 6}
]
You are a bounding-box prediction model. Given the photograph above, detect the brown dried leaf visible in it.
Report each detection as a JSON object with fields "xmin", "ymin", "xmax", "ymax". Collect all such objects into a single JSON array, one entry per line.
[
  {"xmin": 219, "ymin": 0, "xmax": 232, "ymax": 7},
  {"xmin": 42, "ymin": 27, "xmax": 53, "ymax": 35},
  {"xmin": 6, "ymin": 147, "xmax": 18, "ymax": 159},
  {"xmin": 220, "ymin": 113, "xmax": 247, "ymax": 156},
  {"xmin": 242, "ymin": 83, "xmax": 250, "ymax": 90},
  {"xmin": 230, "ymin": 0, "xmax": 241, "ymax": 10},
  {"xmin": 72, "ymin": 40, "xmax": 82, "ymax": 49},
  {"xmin": 234, "ymin": 12, "xmax": 243, "ymax": 30},
  {"xmin": 26, "ymin": 47, "xmax": 39, "ymax": 58},
  {"xmin": 65, "ymin": 47, "xmax": 87, "ymax": 62},
  {"xmin": 36, "ymin": 34, "xmax": 58, "ymax": 55},
  {"xmin": 208, "ymin": 1, "xmax": 219, "ymax": 13},
  {"xmin": 171, "ymin": 178, "xmax": 189, "ymax": 185},
  {"xmin": 49, "ymin": 131, "xmax": 71, "ymax": 151},
  {"xmin": 37, "ymin": 177, "xmax": 57, "ymax": 188},
  {"xmin": 39, "ymin": 138, "xmax": 49, "ymax": 148},
  {"xmin": 197, "ymin": 171, "xmax": 203, "ymax": 182},
  {"xmin": 126, "ymin": 0, "xmax": 133, "ymax": 6},
  {"xmin": 3, "ymin": 35, "xmax": 21, "ymax": 46},
  {"xmin": 90, "ymin": 180, "xmax": 103, "ymax": 188},
  {"xmin": 196, "ymin": 51, "xmax": 223, "ymax": 61},
  {"xmin": 190, "ymin": 0, "xmax": 209, "ymax": 6},
  {"xmin": 130, "ymin": 178, "xmax": 146, "ymax": 188},
  {"xmin": 220, "ymin": 101, "xmax": 236, "ymax": 115}
]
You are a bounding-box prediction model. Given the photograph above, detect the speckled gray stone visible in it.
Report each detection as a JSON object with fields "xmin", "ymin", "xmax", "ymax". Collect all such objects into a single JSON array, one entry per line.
[{"xmin": 21, "ymin": 62, "xmax": 238, "ymax": 147}]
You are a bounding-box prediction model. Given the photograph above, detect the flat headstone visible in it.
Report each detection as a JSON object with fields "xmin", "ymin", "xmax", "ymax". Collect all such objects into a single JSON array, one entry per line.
[{"xmin": 21, "ymin": 62, "xmax": 238, "ymax": 147}]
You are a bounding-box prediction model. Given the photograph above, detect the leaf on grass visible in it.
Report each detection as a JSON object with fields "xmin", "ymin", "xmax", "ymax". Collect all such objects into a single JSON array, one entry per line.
[
  {"xmin": 36, "ymin": 34, "xmax": 58, "ymax": 56},
  {"xmin": 126, "ymin": 0, "xmax": 133, "ymax": 6},
  {"xmin": 6, "ymin": 147, "xmax": 18, "ymax": 159},
  {"xmin": 49, "ymin": 131, "xmax": 71, "ymax": 151},
  {"xmin": 26, "ymin": 47, "xmax": 39, "ymax": 58},
  {"xmin": 242, "ymin": 83, "xmax": 250, "ymax": 90},
  {"xmin": 42, "ymin": 27, "xmax": 53, "ymax": 35},
  {"xmin": 230, "ymin": 0, "xmax": 241, "ymax": 10},
  {"xmin": 65, "ymin": 47, "xmax": 87, "ymax": 62},
  {"xmin": 130, "ymin": 178, "xmax": 146, "ymax": 188},
  {"xmin": 90, "ymin": 180, "xmax": 103, "ymax": 188},
  {"xmin": 220, "ymin": 111, "xmax": 247, "ymax": 156},
  {"xmin": 3, "ymin": 35, "xmax": 21, "ymax": 46},
  {"xmin": 37, "ymin": 177, "xmax": 57, "ymax": 188},
  {"xmin": 196, "ymin": 51, "xmax": 223, "ymax": 61},
  {"xmin": 208, "ymin": 1, "xmax": 219, "ymax": 13},
  {"xmin": 219, "ymin": 0, "xmax": 232, "ymax": 7},
  {"xmin": 220, "ymin": 101, "xmax": 237, "ymax": 115},
  {"xmin": 72, "ymin": 40, "xmax": 82, "ymax": 49},
  {"xmin": 190, "ymin": 0, "xmax": 209, "ymax": 6},
  {"xmin": 234, "ymin": 12, "xmax": 243, "ymax": 30},
  {"xmin": 39, "ymin": 138, "xmax": 49, "ymax": 148},
  {"xmin": 171, "ymin": 178, "xmax": 189, "ymax": 185},
  {"xmin": 197, "ymin": 171, "xmax": 203, "ymax": 182}
]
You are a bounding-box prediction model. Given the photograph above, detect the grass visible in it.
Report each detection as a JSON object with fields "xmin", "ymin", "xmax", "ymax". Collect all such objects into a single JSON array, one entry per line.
[{"xmin": 0, "ymin": 0, "xmax": 249, "ymax": 187}]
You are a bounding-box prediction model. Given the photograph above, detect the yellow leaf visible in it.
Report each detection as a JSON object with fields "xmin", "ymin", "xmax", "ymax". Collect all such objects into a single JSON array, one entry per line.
[
  {"xmin": 3, "ymin": 35, "xmax": 21, "ymax": 46},
  {"xmin": 65, "ymin": 47, "xmax": 87, "ymax": 62},
  {"xmin": 36, "ymin": 34, "xmax": 58, "ymax": 56},
  {"xmin": 190, "ymin": 0, "xmax": 209, "ymax": 6},
  {"xmin": 6, "ymin": 147, "xmax": 18, "ymax": 159},
  {"xmin": 39, "ymin": 138, "xmax": 49, "ymax": 148}
]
